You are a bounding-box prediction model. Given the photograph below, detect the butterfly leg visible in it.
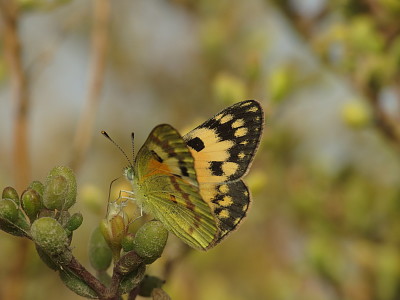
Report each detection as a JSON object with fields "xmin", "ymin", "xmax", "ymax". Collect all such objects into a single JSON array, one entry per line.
[{"xmin": 119, "ymin": 189, "xmax": 146, "ymax": 225}]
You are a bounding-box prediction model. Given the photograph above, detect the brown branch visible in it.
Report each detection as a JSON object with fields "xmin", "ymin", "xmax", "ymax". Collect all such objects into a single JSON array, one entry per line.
[
  {"xmin": 70, "ymin": 0, "xmax": 110, "ymax": 171},
  {"xmin": 66, "ymin": 256, "xmax": 108, "ymax": 296},
  {"xmin": 66, "ymin": 249, "xmax": 144, "ymax": 299},
  {"xmin": 0, "ymin": 1, "xmax": 31, "ymax": 300}
]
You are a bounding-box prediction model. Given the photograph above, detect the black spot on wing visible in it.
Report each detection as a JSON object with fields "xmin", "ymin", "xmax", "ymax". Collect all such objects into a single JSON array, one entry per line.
[
  {"xmin": 180, "ymin": 165, "xmax": 189, "ymax": 177},
  {"xmin": 186, "ymin": 136, "xmax": 205, "ymax": 152},
  {"xmin": 151, "ymin": 150, "xmax": 163, "ymax": 163},
  {"xmin": 209, "ymin": 161, "xmax": 224, "ymax": 176}
]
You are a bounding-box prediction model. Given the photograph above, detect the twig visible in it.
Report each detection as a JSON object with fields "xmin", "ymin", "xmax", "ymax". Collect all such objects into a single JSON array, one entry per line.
[
  {"xmin": 66, "ymin": 256, "xmax": 108, "ymax": 296},
  {"xmin": 70, "ymin": 0, "xmax": 110, "ymax": 171},
  {"xmin": 0, "ymin": 1, "xmax": 31, "ymax": 300}
]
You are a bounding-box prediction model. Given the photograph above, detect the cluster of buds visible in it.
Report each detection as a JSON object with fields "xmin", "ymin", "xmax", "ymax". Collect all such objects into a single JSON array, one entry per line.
[
  {"xmin": 0, "ymin": 166, "xmax": 171, "ymax": 299},
  {"xmin": 0, "ymin": 166, "xmax": 81, "ymax": 264}
]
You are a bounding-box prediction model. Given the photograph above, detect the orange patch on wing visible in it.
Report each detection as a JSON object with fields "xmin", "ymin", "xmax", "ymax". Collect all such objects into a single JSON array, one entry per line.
[{"xmin": 144, "ymin": 159, "xmax": 172, "ymax": 179}]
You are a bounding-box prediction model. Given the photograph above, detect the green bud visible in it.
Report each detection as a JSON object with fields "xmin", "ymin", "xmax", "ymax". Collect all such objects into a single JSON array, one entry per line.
[
  {"xmin": 31, "ymin": 217, "xmax": 69, "ymax": 256},
  {"xmin": 2, "ymin": 186, "xmax": 19, "ymax": 205},
  {"xmin": 119, "ymin": 263, "xmax": 146, "ymax": 295},
  {"xmin": 59, "ymin": 270, "xmax": 98, "ymax": 299},
  {"xmin": 21, "ymin": 188, "xmax": 42, "ymax": 222},
  {"xmin": 43, "ymin": 166, "xmax": 77, "ymax": 210},
  {"xmin": 133, "ymin": 221, "xmax": 168, "ymax": 264},
  {"xmin": 65, "ymin": 212, "xmax": 83, "ymax": 232},
  {"xmin": 43, "ymin": 175, "xmax": 68, "ymax": 210},
  {"xmin": 100, "ymin": 216, "xmax": 125, "ymax": 261},
  {"xmin": 29, "ymin": 181, "xmax": 45, "ymax": 197},
  {"xmin": 0, "ymin": 199, "xmax": 18, "ymax": 222},
  {"xmin": 121, "ymin": 233, "xmax": 135, "ymax": 252},
  {"xmin": 139, "ymin": 275, "xmax": 165, "ymax": 297},
  {"xmin": 89, "ymin": 227, "xmax": 112, "ymax": 271}
]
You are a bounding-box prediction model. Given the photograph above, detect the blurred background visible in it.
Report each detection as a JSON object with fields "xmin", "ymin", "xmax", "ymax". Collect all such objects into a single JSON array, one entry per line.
[{"xmin": 1, "ymin": 0, "xmax": 400, "ymax": 299}]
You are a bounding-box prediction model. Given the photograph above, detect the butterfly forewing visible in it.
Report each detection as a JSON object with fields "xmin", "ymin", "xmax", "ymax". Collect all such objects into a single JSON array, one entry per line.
[
  {"xmin": 133, "ymin": 124, "xmax": 218, "ymax": 250},
  {"xmin": 183, "ymin": 100, "xmax": 264, "ymax": 184}
]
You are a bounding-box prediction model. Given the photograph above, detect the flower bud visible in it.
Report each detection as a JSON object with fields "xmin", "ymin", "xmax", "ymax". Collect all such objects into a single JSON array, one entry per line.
[
  {"xmin": 43, "ymin": 166, "xmax": 77, "ymax": 210},
  {"xmin": 43, "ymin": 175, "xmax": 68, "ymax": 210},
  {"xmin": 59, "ymin": 270, "xmax": 98, "ymax": 299},
  {"xmin": 132, "ymin": 221, "xmax": 168, "ymax": 264},
  {"xmin": 2, "ymin": 186, "xmax": 19, "ymax": 205},
  {"xmin": 0, "ymin": 199, "xmax": 18, "ymax": 222},
  {"xmin": 65, "ymin": 212, "xmax": 83, "ymax": 232},
  {"xmin": 100, "ymin": 216, "xmax": 125, "ymax": 260},
  {"xmin": 29, "ymin": 181, "xmax": 45, "ymax": 197},
  {"xmin": 21, "ymin": 188, "xmax": 42, "ymax": 222},
  {"xmin": 31, "ymin": 217, "xmax": 69, "ymax": 258},
  {"xmin": 89, "ymin": 227, "xmax": 112, "ymax": 271}
]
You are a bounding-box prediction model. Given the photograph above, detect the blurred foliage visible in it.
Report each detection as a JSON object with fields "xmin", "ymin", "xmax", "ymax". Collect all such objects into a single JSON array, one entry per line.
[{"xmin": 1, "ymin": 0, "xmax": 400, "ymax": 300}]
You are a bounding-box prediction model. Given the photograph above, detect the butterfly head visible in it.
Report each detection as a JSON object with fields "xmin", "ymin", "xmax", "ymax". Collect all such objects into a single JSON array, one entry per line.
[{"xmin": 123, "ymin": 166, "xmax": 134, "ymax": 183}]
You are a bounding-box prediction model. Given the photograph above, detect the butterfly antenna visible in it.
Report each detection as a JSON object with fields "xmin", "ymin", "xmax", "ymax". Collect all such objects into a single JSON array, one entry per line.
[
  {"xmin": 131, "ymin": 132, "xmax": 135, "ymax": 160},
  {"xmin": 101, "ymin": 131, "xmax": 133, "ymax": 167}
]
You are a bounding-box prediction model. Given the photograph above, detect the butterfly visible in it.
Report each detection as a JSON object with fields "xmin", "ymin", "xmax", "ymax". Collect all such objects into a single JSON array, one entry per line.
[{"xmin": 122, "ymin": 100, "xmax": 264, "ymax": 250}]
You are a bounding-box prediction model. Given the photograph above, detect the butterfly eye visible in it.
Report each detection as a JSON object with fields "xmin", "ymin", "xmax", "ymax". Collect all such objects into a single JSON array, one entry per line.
[{"xmin": 124, "ymin": 167, "xmax": 134, "ymax": 181}]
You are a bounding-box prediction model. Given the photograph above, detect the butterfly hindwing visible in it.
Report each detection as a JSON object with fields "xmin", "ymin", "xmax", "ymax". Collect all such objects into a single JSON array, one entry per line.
[
  {"xmin": 199, "ymin": 180, "xmax": 250, "ymax": 248},
  {"xmin": 133, "ymin": 124, "xmax": 218, "ymax": 250},
  {"xmin": 183, "ymin": 100, "xmax": 264, "ymax": 184}
]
